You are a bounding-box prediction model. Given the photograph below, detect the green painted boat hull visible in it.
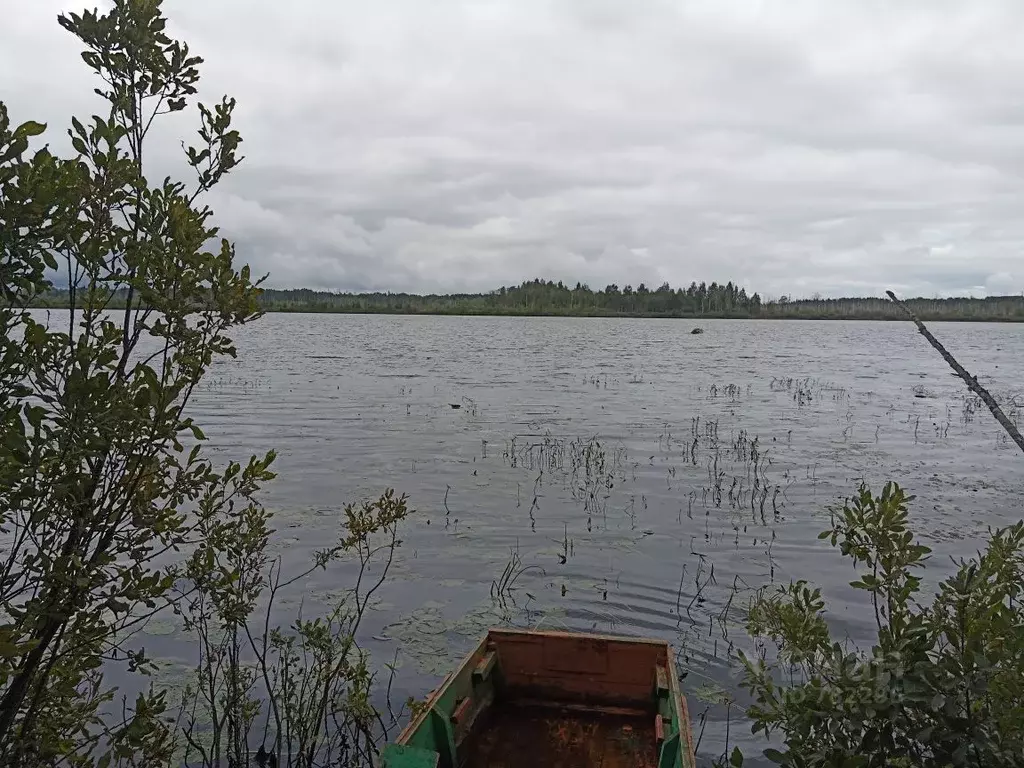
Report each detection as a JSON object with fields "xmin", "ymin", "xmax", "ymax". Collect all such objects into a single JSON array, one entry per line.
[{"xmin": 381, "ymin": 629, "xmax": 696, "ymax": 768}]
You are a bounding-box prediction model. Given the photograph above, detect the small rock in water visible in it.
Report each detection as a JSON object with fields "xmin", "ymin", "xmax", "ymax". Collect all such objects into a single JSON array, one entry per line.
[
  {"xmin": 691, "ymin": 327, "xmax": 705, "ymax": 335},
  {"xmin": 449, "ymin": 403, "xmax": 461, "ymax": 409}
]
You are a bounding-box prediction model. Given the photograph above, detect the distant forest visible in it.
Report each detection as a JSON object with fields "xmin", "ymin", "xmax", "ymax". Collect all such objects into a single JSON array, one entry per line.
[
  {"xmin": 261, "ymin": 279, "xmax": 1024, "ymax": 321},
  {"xmin": 26, "ymin": 279, "xmax": 1024, "ymax": 321}
]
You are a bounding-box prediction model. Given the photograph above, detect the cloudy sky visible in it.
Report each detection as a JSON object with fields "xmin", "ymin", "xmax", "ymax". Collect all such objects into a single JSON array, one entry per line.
[{"xmin": 3, "ymin": 1, "xmax": 1023, "ymax": 298}]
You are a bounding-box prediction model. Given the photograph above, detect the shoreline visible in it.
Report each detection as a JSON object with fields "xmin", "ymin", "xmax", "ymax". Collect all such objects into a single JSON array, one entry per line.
[{"xmin": 24, "ymin": 303, "xmax": 1024, "ymax": 323}]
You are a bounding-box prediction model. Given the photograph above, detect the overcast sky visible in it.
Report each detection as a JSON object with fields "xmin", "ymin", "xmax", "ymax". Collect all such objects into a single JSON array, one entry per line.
[{"xmin": 3, "ymin": 1, "xmax": 1023, "ymax": 298}]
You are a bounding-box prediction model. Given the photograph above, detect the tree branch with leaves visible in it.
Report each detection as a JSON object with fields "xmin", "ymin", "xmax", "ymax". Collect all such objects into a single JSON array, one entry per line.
[
  {"xmin": 0, "ymin": 1, "xmax": 272, "ymax": 764},
  {"xmin": 737, "ymin": 483, "xmax": 1024, "ymax": 768}
]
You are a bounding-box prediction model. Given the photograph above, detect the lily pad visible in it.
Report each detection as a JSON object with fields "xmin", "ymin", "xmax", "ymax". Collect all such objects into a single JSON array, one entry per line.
[
  {"xmin": 692, "ymin": 682, "xmax": 734, "ymax": 705},
  {"xmin": 142, "ymin": 617, "xmax": 178, "ymax": 637}
]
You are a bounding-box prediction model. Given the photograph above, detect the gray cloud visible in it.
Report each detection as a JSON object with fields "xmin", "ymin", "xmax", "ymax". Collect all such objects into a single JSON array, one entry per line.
[{"xmin": 3, "ymin": 0, "xmax": 1024, "ymax": 297}]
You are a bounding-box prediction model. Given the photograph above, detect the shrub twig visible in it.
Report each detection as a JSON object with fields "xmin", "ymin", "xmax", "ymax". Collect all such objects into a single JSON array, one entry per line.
[{"xmin": 886, "ymin": 290, "xmax": 1024, "ymax": 454}]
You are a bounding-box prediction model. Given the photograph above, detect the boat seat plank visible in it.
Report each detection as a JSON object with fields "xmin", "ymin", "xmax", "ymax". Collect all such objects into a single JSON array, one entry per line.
[
  {"xmin": 656, "ymin": 665, "xmax": 669, "ymax": 696},
  {"xmin": 472, "ymin": 650, "xmax": 497, "ymax": 684},
  {"xmin": 451, "ymin": 697, "xmax": 472, "ymax": 725}
]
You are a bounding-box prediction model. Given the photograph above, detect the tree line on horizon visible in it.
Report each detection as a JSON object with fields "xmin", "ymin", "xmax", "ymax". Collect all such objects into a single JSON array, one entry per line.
[
  {"xmin": 248, "ymin": 278, "xmax": 1024, "ymax": 321},
  {"xmin": 25, "ymin": 278, "xmax": 1024, "ymax": 321}
]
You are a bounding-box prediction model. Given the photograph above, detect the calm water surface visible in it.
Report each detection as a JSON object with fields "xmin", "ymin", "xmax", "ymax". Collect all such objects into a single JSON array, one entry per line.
[{"xmin": 168, "ymin": 315, "xmax": 1022, "ymax": 764}]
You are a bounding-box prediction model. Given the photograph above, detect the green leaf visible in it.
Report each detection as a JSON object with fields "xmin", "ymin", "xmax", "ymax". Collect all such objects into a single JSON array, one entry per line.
[
  {"xmin": 952, "ymin": 743, "xmax": 968, "ymax": 765},
  {"xmin": 763, "ymin": 748, "xmax": 787, "ymax": 764},
  {"xmin": 25, "ymin": 406, "xmax": 45, "ymax": 431},
  {"xmin": 730, "ymin": 746, "xmax": 744, "ymax": 767},
  {"xmin": 14, "ymin": 120, "xmax": 47, "ymax": 139},
  {"xmin": 0, "ymin": 136, "xmax": 28, "ymax": 164}
]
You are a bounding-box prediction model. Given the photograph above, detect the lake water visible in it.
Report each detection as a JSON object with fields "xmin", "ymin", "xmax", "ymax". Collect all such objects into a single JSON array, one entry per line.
[{"xmin": 164, "ymin": 315, "xmax": 1022, "ymax": 764}]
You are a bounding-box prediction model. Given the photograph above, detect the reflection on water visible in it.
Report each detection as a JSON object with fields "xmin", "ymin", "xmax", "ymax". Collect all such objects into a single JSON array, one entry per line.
[{"xmin": 143, "ymin": 315, "xmax": 1023, "ymax": 765}]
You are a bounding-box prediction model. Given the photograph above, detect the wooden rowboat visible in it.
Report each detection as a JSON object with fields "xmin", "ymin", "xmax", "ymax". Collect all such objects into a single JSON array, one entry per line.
[{"xmin": 380, "ymin": 629, "xmax": 696, "ymax": 768}]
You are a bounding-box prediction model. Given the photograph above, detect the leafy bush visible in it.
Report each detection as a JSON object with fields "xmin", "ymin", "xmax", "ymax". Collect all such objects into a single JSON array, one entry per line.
[
  {"xmin": 739, "ymin": 482, "xmax": 1024, "ymax": 767},
  {"xmin": 176, "ymin": 489, "xmax": 411, "ymax": 768},
  {"xmin": 1, "ymin": 2, "xmax": 412, "ymax": 765}
]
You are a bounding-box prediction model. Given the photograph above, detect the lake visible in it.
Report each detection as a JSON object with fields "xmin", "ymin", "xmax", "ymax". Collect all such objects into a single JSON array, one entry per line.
[{"xmin": 171, "ymin": 315, "xmax": 1023, "ymax": 764}]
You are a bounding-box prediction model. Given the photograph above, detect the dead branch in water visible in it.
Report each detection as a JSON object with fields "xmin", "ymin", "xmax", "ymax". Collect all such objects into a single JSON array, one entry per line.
[{"xmin": 886, "ymin": 290, "xmax": 1024, "ymax": 455}]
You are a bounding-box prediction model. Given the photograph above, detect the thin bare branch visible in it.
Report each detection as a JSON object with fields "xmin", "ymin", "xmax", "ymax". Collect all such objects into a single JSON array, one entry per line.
[{"xmin": 886, "ymin": 290, "xmax": 1024, "ymax": 454}]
